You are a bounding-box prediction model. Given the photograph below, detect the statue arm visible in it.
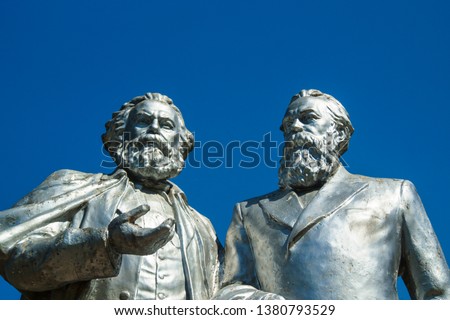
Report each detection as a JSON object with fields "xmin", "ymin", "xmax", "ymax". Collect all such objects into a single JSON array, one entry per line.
[
  {"xmin": 3, "ymin": 223, "xmax": 121, "ymax": 292},
  {"xmin": 400, "ymin": 180, "xmax": 450, "ymax": 299},
  {"xmin": 3, "ymin": 203, "xmax": 177, "ymax": 293},
  {"xmin": 0, "ymin": 170, "xmax": 128, "ymax": 292},
  {"xmin": 214, "ymin": 203, "xmax": 284, "ymax": 300}
]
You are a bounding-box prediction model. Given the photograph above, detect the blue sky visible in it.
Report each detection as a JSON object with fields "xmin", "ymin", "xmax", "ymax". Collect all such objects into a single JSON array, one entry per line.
[{"xmin": 1, "ymin": 0, "xmax": 450, "ymax": 299}]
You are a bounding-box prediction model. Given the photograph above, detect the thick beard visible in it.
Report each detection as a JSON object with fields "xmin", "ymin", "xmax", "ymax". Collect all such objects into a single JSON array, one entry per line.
[
  {"xmin": 278, "ymin": 131, "xmax": 339, "ymax": 189},
  {"xmin": 115, "ymin": 134, "xmax": 185, "ymax": 183}
]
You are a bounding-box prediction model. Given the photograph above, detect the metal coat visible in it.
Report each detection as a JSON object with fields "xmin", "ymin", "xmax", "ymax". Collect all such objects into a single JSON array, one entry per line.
[{"xmin": 217, "ymin": 166, "xmax": 450, "ymax": 300}]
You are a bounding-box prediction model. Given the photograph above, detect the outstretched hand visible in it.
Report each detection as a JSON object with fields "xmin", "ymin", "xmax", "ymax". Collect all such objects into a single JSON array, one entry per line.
[{"xmin": 108, "ymin": 204, "xmax": 175, "ymax": 255}]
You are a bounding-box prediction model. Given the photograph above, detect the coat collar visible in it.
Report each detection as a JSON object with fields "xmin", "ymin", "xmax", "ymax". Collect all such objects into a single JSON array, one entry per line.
[
  {"xmin": 259, "ymin": 166, "xmax": 368, "ymax": 251},
  {"xmin": 259, "ymin": 188, "xmax": 303, "ymax": 229}
]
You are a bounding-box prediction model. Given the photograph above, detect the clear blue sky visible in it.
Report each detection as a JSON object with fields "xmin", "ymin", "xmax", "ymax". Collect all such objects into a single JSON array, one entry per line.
[{"xmin": 1, "ymin": 0, "xmax": 450, "ymax": 299}]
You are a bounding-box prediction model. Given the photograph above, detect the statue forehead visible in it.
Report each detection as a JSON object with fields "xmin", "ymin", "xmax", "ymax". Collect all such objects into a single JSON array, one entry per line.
[
  {"xmin": 285, "ymin": 96, "xmax": 330, "ymax": 116},
  {"xmin": 133, "ymin": 99, "xmax": 177, "ymax": 117}
]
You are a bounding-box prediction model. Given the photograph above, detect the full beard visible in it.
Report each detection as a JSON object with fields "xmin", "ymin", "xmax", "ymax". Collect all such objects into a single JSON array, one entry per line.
[
  {"xmin": 278, "ymin": 131, "xmax": 340, "ymax": 189},
  {"xmin": 116, "ymin": 134, "xmax": 185, "ymax": 183}
]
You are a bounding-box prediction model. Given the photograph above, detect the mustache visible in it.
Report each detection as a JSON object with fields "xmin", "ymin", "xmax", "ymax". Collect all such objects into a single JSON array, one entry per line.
[
  {"xmin": 138, "ymin": 134, "xmax": 168, "ymax": 147},
  {"xmin": 125, "ymin": 134, "xmax": 175, "ymax": 157},
  {"xmin": 284, "ymin": 131, "xmax": 344, "ymax": 160},
  {"xmin": 285, "ymin": 132, "xmax": 324, "ymax": 150}
]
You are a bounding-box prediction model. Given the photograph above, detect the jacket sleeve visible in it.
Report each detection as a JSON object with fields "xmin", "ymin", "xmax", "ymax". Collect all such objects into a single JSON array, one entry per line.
[
  {"xmin": 3, "ymin": 221, "xmax": 121, "ymax": 292},
  {"xmin": 400, "ymin": 180, "xmax": 450, "ymax": 299},
  {"xmin": 214, "ymin": 203, "xmax": 284, "ymax": 300}
]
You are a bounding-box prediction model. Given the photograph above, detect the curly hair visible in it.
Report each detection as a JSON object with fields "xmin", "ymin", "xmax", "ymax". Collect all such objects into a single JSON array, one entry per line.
[{"xmin": 102, "ymin": 93, "xmax": 194, "ymax": 162}]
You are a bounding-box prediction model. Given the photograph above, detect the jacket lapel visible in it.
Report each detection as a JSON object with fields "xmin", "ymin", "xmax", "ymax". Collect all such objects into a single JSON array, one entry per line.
[
  {"xmin": 286, "ymin": 166, "xmax": 368, "ymax": 252},
  {"xmin": 169, "ymin": 187, "xmax": 209, "ymax": 300},
  {"xmin": 259, "ymin": 189, "xmax": 304, "ymax": 229}
]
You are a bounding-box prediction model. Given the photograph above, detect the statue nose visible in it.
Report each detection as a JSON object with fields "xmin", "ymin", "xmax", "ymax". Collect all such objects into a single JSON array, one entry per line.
[
  {"xmin": 291, "ymin": 118, "xmax": 303, "ymax": 132},
  {"xmin": 147, "ymin": 119, "xmax": 160, "ymax": 133}
]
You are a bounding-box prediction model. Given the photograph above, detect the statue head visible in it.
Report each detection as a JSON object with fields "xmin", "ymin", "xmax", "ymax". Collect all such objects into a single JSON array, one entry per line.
[
  {"xmin": 102, "ymin": 93, "xmax": 194, "ymax": 183},
  {"xmin": 278, "ymin": 89, "xmax": 354, "ymax": 189}
]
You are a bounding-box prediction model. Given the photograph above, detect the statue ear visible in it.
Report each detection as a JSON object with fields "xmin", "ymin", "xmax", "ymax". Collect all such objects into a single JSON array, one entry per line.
[
  {"xmin": 179, "ymin": 130, "xmax": 194, "ymax": 160},
  {"xmin": 337, "ymin": 128, "xmax": 347, "ymax": 141},
  {"xmin": 335, "ymin": 127, "xmax": 350, "ymax": 156}
]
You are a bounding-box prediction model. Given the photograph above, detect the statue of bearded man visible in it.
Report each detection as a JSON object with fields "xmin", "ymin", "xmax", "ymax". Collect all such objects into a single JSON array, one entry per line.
[
  {"xmin": 215, "ymin": 89, "xmax": 450, "ymax": 300},
  {"xmin": 0, "ymin": 93, "xmax": 221, "ymax": 300}
]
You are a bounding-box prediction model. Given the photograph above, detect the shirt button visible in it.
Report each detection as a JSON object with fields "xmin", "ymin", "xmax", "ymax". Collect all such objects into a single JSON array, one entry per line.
[
  {"xmin": 158, "ymin": 293, "xmax": 166, "ymax": 300},
  {"xmin": 119, "ymin": 291, "xmax": 130, "ymax": 300}
]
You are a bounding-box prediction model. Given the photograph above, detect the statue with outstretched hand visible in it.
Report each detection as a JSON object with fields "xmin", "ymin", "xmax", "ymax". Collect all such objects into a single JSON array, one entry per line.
[{"xmin": 0, "ymin": 93, "xmax": 222, "ymax": 300}]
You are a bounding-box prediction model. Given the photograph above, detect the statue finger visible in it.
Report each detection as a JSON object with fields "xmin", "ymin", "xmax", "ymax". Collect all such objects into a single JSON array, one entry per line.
[{"xmin": 116, "ymin": 204, "xmax": 150, "ymax": 224}]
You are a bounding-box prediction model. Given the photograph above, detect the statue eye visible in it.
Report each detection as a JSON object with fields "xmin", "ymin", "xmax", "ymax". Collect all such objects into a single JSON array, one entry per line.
[
  {"xmin": 134, "ymin": 119, "xmax": 149, "ymax": 127},
  {"xmin": 300, "ymin": 113, "xmax": 318, "ymax": 123},
  {"xmin": 161, "ymin": 121, "xmax": 174, "ymax": 130}
]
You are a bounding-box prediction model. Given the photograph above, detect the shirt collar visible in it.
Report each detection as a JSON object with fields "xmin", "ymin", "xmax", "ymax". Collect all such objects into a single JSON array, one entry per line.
[{"xmin": 133, "ymin": 179, "xmax": 172, "ymax": 193}]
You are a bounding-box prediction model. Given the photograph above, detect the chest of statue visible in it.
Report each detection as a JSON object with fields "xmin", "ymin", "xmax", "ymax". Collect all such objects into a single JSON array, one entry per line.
[{"xmin": 84, "ymin": 187, "xmax": 187, "ymax": 300}]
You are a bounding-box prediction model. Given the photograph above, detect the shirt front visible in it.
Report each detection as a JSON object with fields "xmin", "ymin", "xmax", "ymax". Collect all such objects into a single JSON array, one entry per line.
[{"xmin": 118, "ymin": 185, "xmax": 187, "ymax": 300}]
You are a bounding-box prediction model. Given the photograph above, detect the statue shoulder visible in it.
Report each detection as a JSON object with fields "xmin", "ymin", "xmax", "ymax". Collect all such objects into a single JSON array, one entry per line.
[
  {"xmin": 46, "ymin": 169, "xmax": 102, "ymax": 183},
  {"xmin": 13, "ymin": 169, "xmax": 106, "ymax": 207},
  {"xmin": 235, "ymin": 189, "xmax": 286, "ymax": 212},
  {"xmin": 347, "ymin": 171, "xmax": 405, "ymax": 190}
]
